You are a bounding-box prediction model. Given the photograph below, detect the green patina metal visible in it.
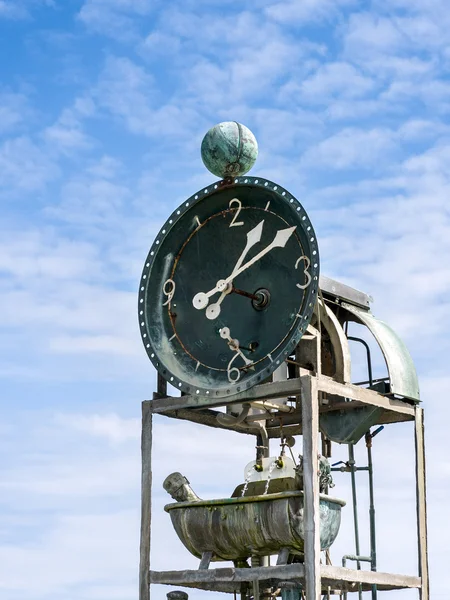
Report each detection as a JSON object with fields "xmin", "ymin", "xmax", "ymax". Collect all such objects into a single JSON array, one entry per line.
[
  {"xmin": 201, "ymin": 121, "xmax": 258, "ymax": 178},
  {"xmin": 320, "ymin": 405, "xmax": 384, "ymax": 445},
  {"xmin": 342, "ymin": 303, "xmax": 420, "ymax": 402},
  {"xmin": 165, "ymin": 491, "xmax": 345, "ymax": 561}
]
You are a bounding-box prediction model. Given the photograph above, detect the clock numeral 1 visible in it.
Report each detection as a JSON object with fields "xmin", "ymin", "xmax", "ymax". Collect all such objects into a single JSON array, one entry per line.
[
  {"xmin": 295, "ymin": 256, "xmax": 312, "ymax": 290},
  {"xmin": 229, "ymin": 198, "xmax": 244, "ymax": 228},
  {"xmin": 162, "ymin": 278, "xmax": 176, "ymax": 306}
]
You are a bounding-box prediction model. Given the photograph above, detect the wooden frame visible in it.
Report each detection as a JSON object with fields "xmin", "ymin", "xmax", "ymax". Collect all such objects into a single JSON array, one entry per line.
[{"xmin": 139, "ymin": 372, "xmax": 428, "ymax": 600}]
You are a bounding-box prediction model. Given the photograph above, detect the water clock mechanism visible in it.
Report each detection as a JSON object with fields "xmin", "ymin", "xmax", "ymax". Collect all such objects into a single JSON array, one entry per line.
[{"xmin": 138, "ymin": 122, "xmax": 429, "ymax": 600}]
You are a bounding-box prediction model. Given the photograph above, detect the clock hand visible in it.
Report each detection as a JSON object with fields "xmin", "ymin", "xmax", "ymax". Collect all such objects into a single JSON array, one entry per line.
[
  {"xmin": 195, "ymin": 225, "xmax": 296, "ymax": 311},
  {"xmin": 206, "ymin": 287, "xmax": 261, "ymax": 320},
  {"xmin": 194, "ymin": 220, "xmax": 264, "ymax": 313},
  {"xmin": 219, "ymin": 327, "xmax": 254, "ymax": 367}
]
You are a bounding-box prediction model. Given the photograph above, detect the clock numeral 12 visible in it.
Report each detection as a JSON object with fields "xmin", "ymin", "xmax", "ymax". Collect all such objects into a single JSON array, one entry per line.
[
  {"xmin": 295, "ymin": 256, "xmax": 312, "ymax": 290},
  {"xmin": 229, "ymin": 198, "xmax": 244, "ymax": 228},
  {"xmin": 162, "ymin": 278, "xmax": 176, "ymax": 306}
]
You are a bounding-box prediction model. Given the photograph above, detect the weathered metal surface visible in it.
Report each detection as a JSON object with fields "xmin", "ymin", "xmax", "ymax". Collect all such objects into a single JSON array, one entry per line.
[
  {"xmin": 139, "ymin": 405, "xmax": 153, "ymax": 600},
  {"xmin": 318, "ymin": 299, "xmax": 352, "ymax": 383},
  {"xmin": 341, "ymin": 303, "xmax": 420, "ymax": 402},
  {"xmin": 163, "ymin": 472, "xmax": 200, "ymax": 503},
  {"xmin": 139, "ymin": 177, "xmax": 319, "ymax": 399},
  {"xmin": 320, "ymin": 405, "xmax": 384, "ymax": 444},
  {"xmin": 317, "ymin": 374, "xmax": 416, "ymax": 416},
  {"xmin": 320, "ymin": 276, "xmax": 372, "ymax": 310},
  {"xmin": 150, "ymin": 563, "xmax": 421, "ymax": 593},
  {"xmin": 415, "ymin": 408, "xmax": 429, "ymax": 600},
  {"xmin": 167, "ymin": 592, "xmax": 188, "ymax": 600},
  {"xmin": 201, "ymin": 121, "xmax": 258, "ymax": 178},
  {"xmin": 151, "ymin": 372, "xmax": 416, "ymax": 415},
  {"xmin": 165, "ymin": 491, "xmax": 345, "ymax": 561}
]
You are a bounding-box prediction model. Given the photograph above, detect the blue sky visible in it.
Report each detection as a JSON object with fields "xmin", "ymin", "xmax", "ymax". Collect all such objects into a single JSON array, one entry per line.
[{"xmin": 0, "ymin": 0, "xmax": 449, "ymax": 598}]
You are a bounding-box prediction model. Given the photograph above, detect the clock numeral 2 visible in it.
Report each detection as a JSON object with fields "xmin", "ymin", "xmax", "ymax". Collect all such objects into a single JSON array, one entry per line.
[
  {"xmin": 295, "ymin": 256, "xmax": 312, "ymax": 290},
  {"xmin": 162, "ymin": 278, "xmax": 176, "ymax": 306},
  {"xmin": 229, "ymin": 198, "xmax": 244, "ymax": 228}
]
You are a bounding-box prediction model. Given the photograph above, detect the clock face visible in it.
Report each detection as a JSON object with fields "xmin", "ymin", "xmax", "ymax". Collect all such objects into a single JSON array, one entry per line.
[{"xmin": 139, "ymin": 176, "xmax": 319, "ymax": 398}]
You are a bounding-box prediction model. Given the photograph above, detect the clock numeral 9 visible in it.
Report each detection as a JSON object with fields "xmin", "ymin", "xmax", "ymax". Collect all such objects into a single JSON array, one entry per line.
[
  {"xmin": 295, "ymin": 256, "xmax": 312, "ymax": 290},
  {"xmin": 162, "ymin": 278, "xmax": 176, "ymax": 306},
  {"xmin": 229, "ymin": 198, "xmax": 244, "ymax": 228}
]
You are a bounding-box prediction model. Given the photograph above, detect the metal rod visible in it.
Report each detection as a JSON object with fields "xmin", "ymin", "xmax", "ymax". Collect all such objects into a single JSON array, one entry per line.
[
  {"xmin": 342, "ymin": 554, "xmax": 372, "ymax": 565},
  {"xmin": 156, "ymin": 373, "xmax": 167, "ymax": 398},
  {"xmin": 348, "ymin": 443, "xmax": 363, "ymax": 600},
  {"xmin": 366, "ymin": 430, "xmax": 378, "ymax": 600},
  {"xmin": 347, "ymin": 336, "xmax": 373, "ymax": 387},
  {"xmin": 331, "ymin": 466, "xmax": 369, "ymax": 472},
  {"xmin": 415, "ymin": 407, "xmax": 430, "ymax": 599},
  {"xmin": 240, "ymin": 582, "xmax": 247, "ymax": 600},
  {"xmin": 139, "ymin": 404, "xmax": 153, "ymax": 600},
  {"xmin": 232, "ymin": 287, "xmax": 260, "ymax": 301},
  {"xmin": 353, "ymin": 376, "xmax": 390, "ymax": 387},
  {"xmin": 252, "ymin": 578, "xmax": 259, "ymax": 600}
]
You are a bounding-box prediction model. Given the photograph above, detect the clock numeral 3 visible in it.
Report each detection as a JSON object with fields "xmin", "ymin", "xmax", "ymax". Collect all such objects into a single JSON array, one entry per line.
[
  {"xmin": 229, "ymin": 198, "xmax": 244, "ymax": 228},
  {"xmin": 295, "ymin": 256, "xmax": 312, "ymax": 290},
  {"xmin": 162, "ymin": 278, "xmax": 176, "ymax": 306}
]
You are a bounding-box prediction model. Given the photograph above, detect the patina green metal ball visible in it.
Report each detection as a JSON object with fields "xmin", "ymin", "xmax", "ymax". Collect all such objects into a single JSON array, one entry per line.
[{"xmin": 201, "ymin": 121, "xmax": 258, "ymax": 178}]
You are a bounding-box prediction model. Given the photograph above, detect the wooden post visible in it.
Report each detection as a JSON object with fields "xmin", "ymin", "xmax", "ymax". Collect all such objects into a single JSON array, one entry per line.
[
  {"xmin": 139, "ymin": 402, "xmax": 153, "ymax": 600},
  {"xmin": 414, "ymin": 407, "xmax": 429, "ymax": 600},
  {"xmin": 301, "ymin": 374, "xmax": 321, "ymax": 599}
]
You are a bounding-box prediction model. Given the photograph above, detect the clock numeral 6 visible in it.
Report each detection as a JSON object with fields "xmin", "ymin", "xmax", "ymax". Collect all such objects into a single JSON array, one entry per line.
[
  {"xmin": 227, "ymin": 352, "xmax": 242, "ymax": 383},
  {"xmin": 229, "ymin": 198, "xmax": 244, "ymax": 228},
  {"xmin": 162, "ymin": 278, "xmax": 176, "ymax": 306},
  {"xmin": 295, "ymin": 256, "xmax": 312, "ymax": 290}
]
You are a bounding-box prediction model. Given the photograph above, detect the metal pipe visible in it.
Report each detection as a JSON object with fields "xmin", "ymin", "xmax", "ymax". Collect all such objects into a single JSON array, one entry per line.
[
  {"xmin": 347, "ymin": 336, "xmax": 373, "ymax": 387},
  {"xmin": 249, "ymin": 400, "xmax": 294, "ymax": 413},
  {"xmin": 216, "ymin": 403, "xmax": 251, "ymax": 426},
  {"xmin": 342, "ymin": 554, "xmax": 372, "ymax": 566},
  {"xmin": 366, "ymin": 426, "xmax": 384, "ymax": 600},
  {"xmin": 348, "ymin": 443, "xmax": 363, "ymax": 600},
  {"xmin": 331, "ymin": 466, "xmax": 369, "ymax": 472}
]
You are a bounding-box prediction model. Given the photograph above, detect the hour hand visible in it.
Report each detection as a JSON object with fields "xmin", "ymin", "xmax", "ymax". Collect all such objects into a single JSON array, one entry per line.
[
  {"xmin": 193, "ymin": 280, "xmax": 229, "ymax": 310},
  {"xmin": 192, "ymin": 220, "xmax": 264, "ymax": 311},
  {"xmin": 193, "ymin": 225, "xmax": 296, "ymax": 310}
]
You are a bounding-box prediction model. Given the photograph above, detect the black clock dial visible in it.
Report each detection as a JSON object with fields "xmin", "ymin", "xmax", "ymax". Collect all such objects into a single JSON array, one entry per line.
[{"xmin": 139, "ymin": 177, "xmax": 319, "ymax": 398}]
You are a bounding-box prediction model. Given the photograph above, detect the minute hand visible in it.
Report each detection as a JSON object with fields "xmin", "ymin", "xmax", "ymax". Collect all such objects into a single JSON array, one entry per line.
[{"xmin": 205, "ymin": 225, "xmax": 296, "ymax": 298}]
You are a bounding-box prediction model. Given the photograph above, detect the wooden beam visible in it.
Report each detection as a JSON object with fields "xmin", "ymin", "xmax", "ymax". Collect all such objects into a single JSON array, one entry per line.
[
  {"xmin": 150, "ymin": 378, "xmax": 303, "ymax": 413},
  {"xmin": 301, "ymin": 374, "xmax": 321, "ymax": 600},
  {"xmin": 156, "ymin": 404, "xmax": 303, "ymax": 436},
  {"xmin": 149, "ymin": 373, "xmax": 415, "ymax": 417},
  {"xmin": 149, "ymin": 564, "xmax": 421, "ymax": 592},
  {"xmin": 139, "ymin": 403, "xmax": 153, "ymax": 600},
  {"xmin": 320, "ymin": 565, "xmax": 420, "ymax": 590},
  {"xmin": 317, "ymin": 374, "xmax": 416, "ymax": 416},
  {"xmin": 415, "ymin": 407, "xmax": 429, "ymax": 600}
]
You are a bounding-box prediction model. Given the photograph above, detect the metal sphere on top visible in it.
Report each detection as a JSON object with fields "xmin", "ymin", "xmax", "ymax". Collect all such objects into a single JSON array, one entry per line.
[{"xmin": 201, "ymin": 121, "xmax": 258, "ymax": 178}]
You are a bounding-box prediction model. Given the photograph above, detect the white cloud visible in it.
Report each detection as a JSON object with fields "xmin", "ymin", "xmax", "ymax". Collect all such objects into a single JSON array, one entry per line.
[
  {"xmin": 0, "ymin": 0, "xmax": 53, "ymax": 19},
  {"xmin": 94, "ymin": 55, "xmax": 202, "ymax": 139},
  {"xmin": 299, "ymin": 62, "xmax": 375, "ymax": 102},
  {"xmin": 0, "ymin": 136, "xmax": 59, "ymax": 193},
  {"xmin": 0, "ymin": 90, "xmax": 32, "ymax": 134},
  {"xmin": 78, "ymin": 0, "xmax": 155, "ymax": 41},
  {"xmin": 343, "ymin": 12, "xmax": 405, "ymax": 57},
  {"xmin": 266, "ymin": 0, "xmax": 356, "ymax": 24},
  {"xmin": 56, "ymin": 412, "xmax": 140, "ymax": 443},
  {"xmin": 301, "ymin": 127, "xmax": 397, "ymax": 170},
  {"xmin": 2, "ymin": 2, "xmax": 450, "ymax": 599}
]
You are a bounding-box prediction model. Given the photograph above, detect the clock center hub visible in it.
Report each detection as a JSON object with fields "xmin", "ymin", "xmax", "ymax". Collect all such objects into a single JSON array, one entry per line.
[{"xmin": 252, "ymin": 288, "xmax": 271, "ymax": 311}]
